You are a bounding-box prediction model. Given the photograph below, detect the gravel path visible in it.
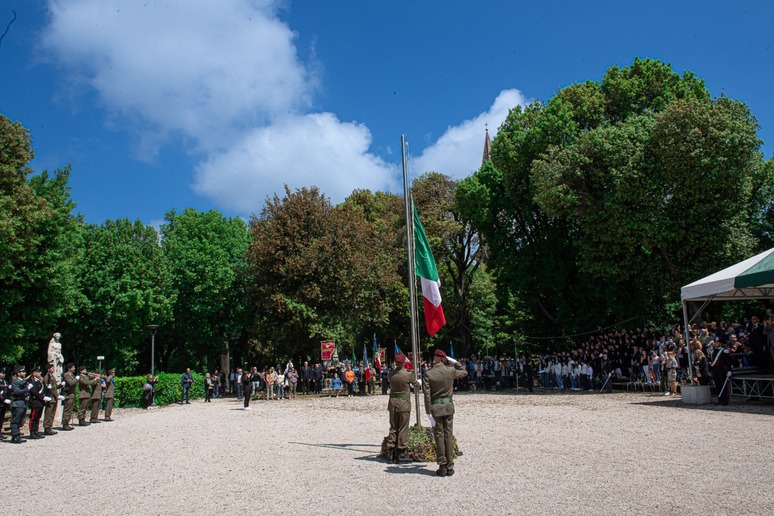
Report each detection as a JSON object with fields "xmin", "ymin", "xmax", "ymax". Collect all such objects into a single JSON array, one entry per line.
[{"xmin": 5, "ymin": 392, "xmax": 773, "ymax": 515}]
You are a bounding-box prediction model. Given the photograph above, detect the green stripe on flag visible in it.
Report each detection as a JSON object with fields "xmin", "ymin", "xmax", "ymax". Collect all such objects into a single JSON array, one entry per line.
[{"xmin": 413, "ymin": 202, "xmax": 439, "ymax": 282}]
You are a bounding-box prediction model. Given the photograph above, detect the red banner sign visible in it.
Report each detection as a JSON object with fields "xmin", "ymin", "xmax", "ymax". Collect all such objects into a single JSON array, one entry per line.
[{"xmin": 321, "ymin": 340, "xmax": 335, "ymax": 361}]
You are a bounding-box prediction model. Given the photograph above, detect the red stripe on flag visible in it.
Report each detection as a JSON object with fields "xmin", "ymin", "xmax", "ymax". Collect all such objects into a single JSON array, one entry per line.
[{"xmin": 422, "ymin": 296, "xmax": 446, "ymax": 336}]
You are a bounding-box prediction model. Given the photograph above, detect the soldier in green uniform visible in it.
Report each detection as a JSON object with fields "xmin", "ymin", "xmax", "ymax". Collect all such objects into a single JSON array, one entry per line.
[
  {"xmin": 90, "ymin": 370, "xmax": 104, "ymax": 423},
  {"xmin": 385, "ymin": 353, "xmax": 419, "ymax": 463},
  {"xmin": 77, "ymin": 365, "xmax": 97, "ymax": 426},
  {"xmin": 103, "ymin": 368, "xmax": 116, "ymax": 421},
  {"xmin": 61, "ymin": 363, "xmax": 77, "ymax": 430},
  {"xmin": 423, "ymin": 349, "xmax": 468, "ymax": 477},
  {"xmin": 42, "ymin": 362, "xmax": 60, "ymax": 435}
]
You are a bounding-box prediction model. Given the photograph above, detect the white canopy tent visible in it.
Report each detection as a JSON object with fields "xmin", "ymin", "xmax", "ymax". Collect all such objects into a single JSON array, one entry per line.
[{"xmin": 680, "ymin": 247, "xmax": 774, "ymax": 391}]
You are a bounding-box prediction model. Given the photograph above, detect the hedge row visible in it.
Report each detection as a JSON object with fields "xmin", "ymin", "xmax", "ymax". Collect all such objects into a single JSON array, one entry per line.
[{"xmin": 113, "ymin": 372, "xmax": 206, "ymax": 408}]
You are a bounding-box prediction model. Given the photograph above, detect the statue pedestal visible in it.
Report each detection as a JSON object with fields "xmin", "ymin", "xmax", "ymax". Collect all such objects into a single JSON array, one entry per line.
[{"xmin": 681, "ymin": 384, "xmax": 711, "ymax": 405}]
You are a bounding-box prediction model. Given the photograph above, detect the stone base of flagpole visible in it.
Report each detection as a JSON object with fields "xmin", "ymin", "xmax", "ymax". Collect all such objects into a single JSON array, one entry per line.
[
  {"xmin": 681, "ymin": 384, "xmax": 711, "ymax": 405},
  {"xmin": 379, "ymin": 425, "xmax": 461, "ymax": 462}
]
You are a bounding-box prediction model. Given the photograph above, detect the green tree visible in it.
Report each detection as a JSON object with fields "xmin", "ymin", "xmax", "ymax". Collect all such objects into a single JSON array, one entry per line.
[
  {"xmin": 0, "ymin": 115, "xmax": 83, "ymax": 363},
  {"xmin": 460, "ymin": 58, "xmax": 765, "ymax": 341},
  {"xmin": 161, "ymin": 208, "xmax": 249, "ymax": 371},
  {"xmin": 62, "ymin": 219, "xmax": 172, "ymax": 373},
  {"xmin": 412, "ymin": 172, "xmax": 486, "ymax": 357},
  {"xmin": 248, "ymin": 186, "xmax": 394, "ymax": 362}
]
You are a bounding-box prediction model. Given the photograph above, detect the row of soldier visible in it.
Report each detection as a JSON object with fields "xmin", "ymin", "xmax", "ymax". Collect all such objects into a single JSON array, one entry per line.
[{"xmin": 0, "ymin": 362, "xmax": 116, "ymax": 444}]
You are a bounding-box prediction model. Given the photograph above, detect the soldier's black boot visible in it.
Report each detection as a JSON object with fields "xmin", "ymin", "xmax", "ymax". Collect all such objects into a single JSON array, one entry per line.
[
  {"xmin": 44, "ymin": 428, "xmax": 57, "ymax": 436},
  {"xmin": 436, "ymin": 466, "xmax": 447, "ymax": 477},
  {"xmin": 11, "ymin": 435, "xmax": 25, "ymax": 444},
  {"xmin": 397, "ymin": 452, "xmax": 412, "ymax": 463},
  {"xmin": 390, "ymin": 449, "xmax": 398, "ymax": 464}
]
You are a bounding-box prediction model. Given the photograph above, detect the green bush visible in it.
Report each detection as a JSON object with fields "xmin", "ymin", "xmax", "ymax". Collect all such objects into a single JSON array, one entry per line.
[{"xmin": 114, "ymin": 372, "xmax": 205, "ymax": 408}]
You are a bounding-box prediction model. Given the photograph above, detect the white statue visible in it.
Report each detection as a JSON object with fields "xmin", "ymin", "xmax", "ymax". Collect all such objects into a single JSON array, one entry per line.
[{"xmin": 47, "ymin": 332, "xmax": 65, "ymax": 379}]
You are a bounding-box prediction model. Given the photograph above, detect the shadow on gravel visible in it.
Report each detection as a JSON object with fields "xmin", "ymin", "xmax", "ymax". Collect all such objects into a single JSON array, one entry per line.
[
  {"xmin": 384, "ymin": 464, "xmax": 436, "ymax": 476},
  {"xmin": 630, "ymin": 398, "xmax": 774, "ymax": 415},
  {"xmin": 289, "ymin": 441, "xmax": 381, "ymax": 454}
]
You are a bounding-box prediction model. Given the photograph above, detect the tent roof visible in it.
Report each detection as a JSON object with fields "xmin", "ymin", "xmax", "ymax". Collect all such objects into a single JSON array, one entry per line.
[{"xmin": 681, "ymin": 247, "xmax": 774, "ymax": 301}]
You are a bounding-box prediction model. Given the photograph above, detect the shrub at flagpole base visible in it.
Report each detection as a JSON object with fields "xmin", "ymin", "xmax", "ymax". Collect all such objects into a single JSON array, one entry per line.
[{"xmin": 380, "ymin": 424, "xmax": 461, "ymax": 462}]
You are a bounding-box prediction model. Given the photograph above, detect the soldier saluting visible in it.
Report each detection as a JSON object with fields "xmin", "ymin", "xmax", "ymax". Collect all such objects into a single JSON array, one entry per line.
[
  {"xmin": 77, "ymin": 365, "xmax": 97, "ymax": 426},
  {"xmin": 103, "ymin": 368, "xmax": 116, "ymax": 421},
  {"xmin": 423, "ymin": 349, "xmax": 468, "ymax": 477},
  {"xmin": 385, "ymin": 353, "xmax": 419, "ymax": 463},
  {"xmin": 61, "ymin": 363, "xmax": 77, "ymax": 430}
]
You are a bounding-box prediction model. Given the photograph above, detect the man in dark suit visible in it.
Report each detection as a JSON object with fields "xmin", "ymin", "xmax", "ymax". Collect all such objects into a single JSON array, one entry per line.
[
  {"xmin": 423, "ymin": 349, "xmax": 468, "ymax": 477},
  {"xmin": 385, "ymin": 353, "xmax": 419, "ymax": 463},
  {"xmin": 301, "ymin": 361, "xmax": 312, "ymax": 394}
]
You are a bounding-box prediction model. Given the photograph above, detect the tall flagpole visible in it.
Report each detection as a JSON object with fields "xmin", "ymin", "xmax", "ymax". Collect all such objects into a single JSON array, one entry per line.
[{"xmin": 401, "ymin": 135, "xmax": 422, "ymax": 426}]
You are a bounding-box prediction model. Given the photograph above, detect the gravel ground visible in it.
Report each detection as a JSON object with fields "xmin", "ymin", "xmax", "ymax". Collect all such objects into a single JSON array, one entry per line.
[{"xmin": 4, "ymin": 391, "xmax": 773, "ymax": 515}]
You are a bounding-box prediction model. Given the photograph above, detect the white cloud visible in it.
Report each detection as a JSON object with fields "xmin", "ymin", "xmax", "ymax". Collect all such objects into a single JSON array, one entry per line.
[
  {"xmin": 41, "ymin": 1, "xmax": 527, "ymax": 217},
  {"xmin": 193, "ymin": 113, "xmax": 399, "ymax": 214},
  {"xmin": 43, "ymin": 0, "xmax": 312, "ymax": 156},
  {"xmin": 411, "ymin": 89, "xmax": 528, "ymax": 179}
]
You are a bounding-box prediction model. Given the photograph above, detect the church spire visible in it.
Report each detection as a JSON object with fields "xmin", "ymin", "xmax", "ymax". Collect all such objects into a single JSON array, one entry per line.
[{"xmin": 482, "ymin": 125, "xmax": 491, "ymax": 165}]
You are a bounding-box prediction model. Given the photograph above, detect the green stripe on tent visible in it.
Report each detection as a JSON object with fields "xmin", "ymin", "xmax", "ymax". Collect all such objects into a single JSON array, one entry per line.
[{"xmin": 734, "ymin": 252, "xmax": 774, "ymax": 288}]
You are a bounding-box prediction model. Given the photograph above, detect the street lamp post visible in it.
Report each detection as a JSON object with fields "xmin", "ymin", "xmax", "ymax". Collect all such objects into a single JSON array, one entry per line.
[{"xmin": 148, "ymin": 324, "xmax": 159, "ymax": 379}]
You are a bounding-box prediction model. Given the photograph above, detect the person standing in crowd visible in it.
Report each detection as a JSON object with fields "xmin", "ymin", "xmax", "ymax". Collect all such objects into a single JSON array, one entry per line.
[
  {"xmin": 380, "ymin": 364, "xmax": 389, "ymax": 395},
  {"xmin": 287, "ymin": 367, "xmax": 298, "ymax": 399},
  {"xmin": 9, "ymin": 365, "xmax": 30, "ymax": 443},
  {"xmin": 89, "ymin": 370, "xmax": 104, "ymax": 423},
  {"xmin": 143, "ymin": 374, "xmax": 158, "ymax": 409},
  {"xmin": 204, "ymin": 373, "xmax": 213, "ymax": 402},
  {"xmin": 235, "ymin": 368, "xmax": 243, "ymax": 400},
  {"xmin": 385, "ymin": 353, "xmax": 420, "ymax": 463},
  {"xmin": 423, "ymin": 349, "xmax": 468, "ymax": 477},
  {"xmin": 764, "ymin": 313, "xmax": 774, "ymax": 373},
  {"xmin": 314, "ymin": 363, "xmax": 323, "ymax": 394},
  {"xmin": 748, "ymin": 315, "xmax": 769, "ymax": 373},
  {"xmin": 42, "ymin": 362, "xmax": 60, "ymax": 435},
  {"xmin": 103, "ymin": 368, "xmax": 115, "ymax": 421},
  {"xmin": 367, "ymin": 364, "xmax": 376, "ymax": 395},
  {"xmin": 78, "ymin": 365, "xmax": 97, "ymax": 426},
  {"xmin": 211, "ymin": 369, "xmax": 220, "ymax": 398},
  {"xmin": 180, "ymin": 367, "xmax": 193, "ymax": 404},
  {"xmin": 276, "ymin": 368, "xmax": 286, "ymax": 400},
  {"xmin": 265, "ymin": 366, "xmax": 275, "ymax": 400},
  {"xmin": 242, "ymin": 369, "xmax": 253, "ymax": 410},
  {"xmin": 344, "ymin": 365, "xmax": 355, "ymax": 397},
  {"xmin": 300, "ymin": 361, "xmax": 311, "ymax": 394},
  {"xmin": 61, "ymin": 362, "xmax": 77, "ymax": 430},
  {"xmin": 693, "ymin": 349, "xmax": 710, "ymax": 386},
  {"xmin": 27, "ymin": 366, "xmax": 49, "ymax": 439},
  {"xmin": 0, "ymin": 367, "xmax": 9, "ymax": 440},
  {"xmin": 711, "ymin": 339, "xmax": 733, "ymax": 405}
]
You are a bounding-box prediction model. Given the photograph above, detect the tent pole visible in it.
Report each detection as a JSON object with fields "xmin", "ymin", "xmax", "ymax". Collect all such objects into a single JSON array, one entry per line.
[{"xmin": 682, "ymin": 298, "xmax": 694, "ymax": 385}]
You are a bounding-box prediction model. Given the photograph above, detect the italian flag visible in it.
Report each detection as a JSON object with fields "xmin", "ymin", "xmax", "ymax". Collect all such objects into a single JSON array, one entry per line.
[{"xmin": 413, "ymin": 202, "xmax": 446, "ymax": 336}]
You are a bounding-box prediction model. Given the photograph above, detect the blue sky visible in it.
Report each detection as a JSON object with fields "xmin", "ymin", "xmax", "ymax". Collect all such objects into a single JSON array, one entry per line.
[{"xmin": 1, "ymin": 0, "xmax": 772, "ymax": 225}]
